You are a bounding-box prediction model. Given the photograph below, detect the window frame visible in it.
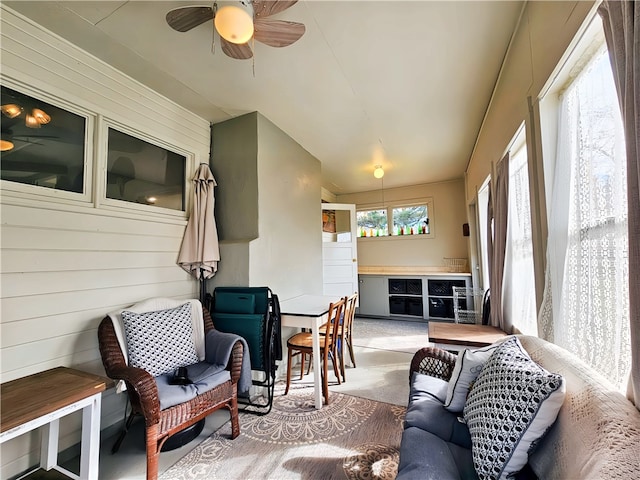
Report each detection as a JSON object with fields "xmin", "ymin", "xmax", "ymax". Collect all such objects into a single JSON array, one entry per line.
[
  {"xmin": 0, "ymin": 79, "xmax": 95, "ymax": 206},
  {"xmin": 357, "ymin": 197, "xmax": 434, "ymax": 240},
  {"xmin": 95, "ymin": 118, "xmax": 193, "ymax": 219}
]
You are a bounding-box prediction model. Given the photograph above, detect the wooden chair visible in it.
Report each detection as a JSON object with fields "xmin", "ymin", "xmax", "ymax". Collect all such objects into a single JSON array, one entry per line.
[
  {"xmin": 284, "ymin": 297, "xmax": 346, "ymax": 404},
  {"xmin": 98, "ymin": 302, "xmax": 243, "ymax": 480},
  {"xmin": 313, "ymin": 292, "xmax": 358, "ymax": 382},
  {"xmin": 341, "ymin": 292, "xmax": 359, "ymax": 377}
]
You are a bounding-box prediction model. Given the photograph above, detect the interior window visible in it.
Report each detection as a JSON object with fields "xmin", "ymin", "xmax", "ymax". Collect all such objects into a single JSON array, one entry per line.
[
  {"xmin": 357, "ymin": 209, "xmax": 387, "ymax": 237},
  {"xmin": 540, "ymin": 42, "xmax": 629, "ymax": 390},
  {"xmin": 391, "ymin": 205, "xmax": 429, "ymax": 235},
  {"xmin": 477, "ymin": 179, "xmax": 490, "ymax": 290},
  {"xmin": 106, "ymin": 128, "xmax": 186, "ymax": 211},
  {"xmin": 503, "ymin": 140, "xmax": 537, "ymax": 335},
  {"xmin": 1, "ymin": 85, "xmax": 86, "ymax": 193},
  {"xmin": 357, "ymin": 199, "xmax": 433, "ymax": 238}
]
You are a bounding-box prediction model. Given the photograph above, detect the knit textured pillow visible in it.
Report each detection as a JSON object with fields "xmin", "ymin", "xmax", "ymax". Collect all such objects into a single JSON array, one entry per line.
[
  {"xmin": 463, "ymin": 336, "xmax": 565, "ymax": 480},
  {"xmin": 122, "ymin": 303, "xmax": 199, "ymax": 377}
]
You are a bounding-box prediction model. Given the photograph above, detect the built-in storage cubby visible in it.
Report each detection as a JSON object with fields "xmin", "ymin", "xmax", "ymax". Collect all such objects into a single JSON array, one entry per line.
[
  {"xmin": 357, "ymin": 273, "xmax": 471, "ymax": 320},
  {"xmin": 427, "ymin": 278, "xmax": 467, "ymax": 320},
  {"xmin": 388, "ymin": 278, "xmax": 423, "ymax": 317}
]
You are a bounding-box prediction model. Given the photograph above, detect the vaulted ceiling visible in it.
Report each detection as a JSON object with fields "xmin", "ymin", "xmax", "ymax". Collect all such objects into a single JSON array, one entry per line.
[{"xmin": 5, "ymin": 1, "xmax": 524, "ymax": 195}]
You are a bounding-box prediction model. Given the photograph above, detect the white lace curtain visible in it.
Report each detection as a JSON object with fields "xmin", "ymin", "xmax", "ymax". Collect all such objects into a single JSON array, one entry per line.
[
  {"xmin": 503, "ymin": 146, "xmax": 537, "ymax": 336},
  {"xmin": 598, "ymin": 0, "xmax": 639, "ymax": 408},
  {"xmin": 538, "ymin": 47, "xmax": 631, "ymax": 391}
]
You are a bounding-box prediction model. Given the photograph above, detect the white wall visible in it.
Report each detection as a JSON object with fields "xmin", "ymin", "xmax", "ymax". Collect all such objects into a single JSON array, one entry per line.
[
  {"xmin": 251, "ymin": 113, "xmax": 323, "ymax": 298},
  {"xmin": 338, "ymin": 179, "xmax": 468, "ymax": 269},
  {"xmin": 210, "ymin": 113, "xmax": 323, "ymax": 300},
  {"xmin": 0, "ymin": 6, "xmax": 210, "ymax": 478},
  {"xmin": 210, "ymin": 112, "xmax": 323, "ymax": 380}
]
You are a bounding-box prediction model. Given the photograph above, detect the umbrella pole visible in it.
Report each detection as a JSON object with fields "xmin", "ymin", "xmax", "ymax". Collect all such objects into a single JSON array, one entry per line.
[{"xmin": 199, "ymin": 269, "xmax": 207, "ymax": 306}]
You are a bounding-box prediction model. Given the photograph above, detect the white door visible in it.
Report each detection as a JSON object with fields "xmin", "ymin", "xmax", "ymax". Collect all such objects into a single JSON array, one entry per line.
[{"xmin": 322, "ymin": 203, "xmax": 358, "ymax": 301}]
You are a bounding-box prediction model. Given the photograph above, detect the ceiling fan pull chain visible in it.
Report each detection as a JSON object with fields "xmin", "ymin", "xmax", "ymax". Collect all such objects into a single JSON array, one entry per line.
[
  {"xmin": 252, "ymin": 36, "xmax": 256, "ymax": 78},
  {"xmin": 211, "ymin": 3, "xmax": 217, "ymax": 55}
]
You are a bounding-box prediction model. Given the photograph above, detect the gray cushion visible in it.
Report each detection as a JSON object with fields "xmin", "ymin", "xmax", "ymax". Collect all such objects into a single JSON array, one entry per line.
[
  {"xmin": 397, "ymin": 426, "xmax": 478, "ymax": 480},
  {"xmin": 409, "ymin": 371, "xmax": 449, "ymax": 404},
  {"xmin": 155, "ymin": 361, "xmax": 230, "ymax": 410},
  {"xmin": 406, "ymin": 372, "xmax": 472, "ymax": 448},
  {"xmin": 122, "ymin": 303, "xmax": 199, "ymax": 377}
]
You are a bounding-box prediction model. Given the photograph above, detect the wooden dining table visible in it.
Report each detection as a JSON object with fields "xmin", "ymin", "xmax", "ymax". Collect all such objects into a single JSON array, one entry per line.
[{"xmin": 279, "ymin": 294, "xmax": 342, "ymax": 409}]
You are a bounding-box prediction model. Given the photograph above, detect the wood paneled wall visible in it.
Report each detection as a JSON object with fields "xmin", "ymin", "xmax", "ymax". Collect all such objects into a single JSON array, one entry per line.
[{"xmin": 1, "ymin": 6, "xmax": 211, "ymax": 477}]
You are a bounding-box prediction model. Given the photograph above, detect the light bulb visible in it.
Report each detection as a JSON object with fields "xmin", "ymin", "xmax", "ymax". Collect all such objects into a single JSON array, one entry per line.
[
  {"xmin": 0, "ymin": 139, "xmax": 14, "ymax": 151},
  {"xmin": 25, "ymin": 114, "xmax": 41, "ymax": 128},
  {"xmin": 32, "ymin": 108, "xmax": 50, "ymax": 124},
  {"xmin": 215, "ymin": 5, "xmax": 254, "ymax": 44},
  {"xmin": 373, "ymin": 165, "xmax": 384, "ymax": 179},
  {"xmin": 1, "ymin": 104, "xmax": 23, "ymax": 118}
]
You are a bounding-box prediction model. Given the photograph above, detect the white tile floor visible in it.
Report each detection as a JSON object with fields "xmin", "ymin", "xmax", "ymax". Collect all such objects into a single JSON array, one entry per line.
[{"xmin": 60, "ymin": 317, "xmax": 425, "ymax": 480}]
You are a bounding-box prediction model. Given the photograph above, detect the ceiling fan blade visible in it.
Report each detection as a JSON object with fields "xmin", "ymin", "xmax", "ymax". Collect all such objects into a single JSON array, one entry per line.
[
  {"xmin": 253, "ymin": 1, "xmax": 298, "ymax": 19},
  {"xmin": 166, "ymin": 6, "xmax": 213, "ymax": 32},
  {"xmin": 221, "ymin": 38, "xmax": 253, "ymax": 60},
  {"xmin": 254, "ymin": 19, "xmax": 305, "ymax": 47}
]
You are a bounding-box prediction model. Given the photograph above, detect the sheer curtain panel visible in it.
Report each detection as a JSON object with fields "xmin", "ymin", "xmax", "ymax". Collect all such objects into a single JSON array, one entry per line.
[
  {"xmin": 598, "ymin": 0, "xmax": 639, "ymax": 408},
  {"xmin": 538, "ymin": 46, "xmax": 630, "ymax": 393},
  {"xmin": 503, "ymin": 146, "xmax": 537, "ymax": 335}
]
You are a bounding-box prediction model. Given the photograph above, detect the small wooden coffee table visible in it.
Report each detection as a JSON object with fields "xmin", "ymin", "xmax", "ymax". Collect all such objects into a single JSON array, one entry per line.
[{"xmin": 428, "ymin": 322, "xmax": 508, "ymax": 351}]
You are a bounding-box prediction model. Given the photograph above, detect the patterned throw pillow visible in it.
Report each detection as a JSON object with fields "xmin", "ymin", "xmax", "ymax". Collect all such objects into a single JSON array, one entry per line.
[
  {"xmin": 444, "ymin": 342, "xmax": 501, "ymax": 412},
  {"xmin": 122, "ymin": 303, "xmax": 199, "ymax": 377},
  {"xmin": 463, "ymin": 336, "xmax": 565, "ymax": 480}
]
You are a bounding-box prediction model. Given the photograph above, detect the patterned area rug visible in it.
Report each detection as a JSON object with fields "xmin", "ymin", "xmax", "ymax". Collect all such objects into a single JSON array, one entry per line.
[{"xmin": 160, "ymin": 384, "xmax": 406, "ymax": 480}]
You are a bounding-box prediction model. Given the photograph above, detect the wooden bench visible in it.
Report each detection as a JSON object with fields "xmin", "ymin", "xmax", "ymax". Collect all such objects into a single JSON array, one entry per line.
[{"xmin": 428, "ymin": 322, "xmax": 508, "ymax": 351}]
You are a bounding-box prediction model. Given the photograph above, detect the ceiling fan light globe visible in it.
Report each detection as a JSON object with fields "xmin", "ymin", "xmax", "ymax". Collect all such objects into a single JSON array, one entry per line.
[
  {"xmin": 373, "ymin": 166, "xmax": 384, "ymax": 179},
  {"xmin": 1, "ymin": 104, "xmax": 23, "ymax": 118},
  {"xmin": 215, "ymin": 5, "xmax": 254, "ymax": 44},
  {"xmin": 25, "ymin": 114, "xmax": 41, "ymax": 128},
  {"xmin": 32, "ymin": 108, "xmax": 51, "ymax": 124},
  {"xmin": 0, "ymin": 139, "xmax": 14, "ymax": 151}
]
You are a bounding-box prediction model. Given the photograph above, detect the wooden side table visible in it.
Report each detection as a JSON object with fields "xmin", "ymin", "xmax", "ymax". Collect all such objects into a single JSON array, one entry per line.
[
  {"xmin": 1, "ymin": 367, "xmax": 109, "ymax": 480},
  {"xmin": 428, "ymin": 322, "xmax": 508, "ymax": 351}
]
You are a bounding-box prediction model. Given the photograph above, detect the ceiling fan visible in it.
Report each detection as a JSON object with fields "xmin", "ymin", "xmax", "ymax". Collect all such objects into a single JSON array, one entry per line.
[{"xmin": 165, "ymin": 1, "xmax": 305, "ymax": 60}]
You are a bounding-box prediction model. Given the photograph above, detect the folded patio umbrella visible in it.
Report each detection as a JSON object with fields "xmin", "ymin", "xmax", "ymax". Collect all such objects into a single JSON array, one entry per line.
[{"xmin": 177, "ymin": 163, "xmax": 220, "ymax": 303}]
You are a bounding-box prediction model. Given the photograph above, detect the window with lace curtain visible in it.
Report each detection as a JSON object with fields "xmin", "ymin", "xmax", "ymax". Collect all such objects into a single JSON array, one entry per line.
[
  {"xmin": 539, "ymin": 42, "xmax": 630, "ymax": 390},
  {"xmin": 503, "ymin": 141, "xmax": 537, "ymax": 335}
]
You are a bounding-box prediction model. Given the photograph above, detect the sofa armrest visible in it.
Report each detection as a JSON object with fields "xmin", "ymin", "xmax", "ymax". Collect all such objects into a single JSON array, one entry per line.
[
  {"xmin": 410, "ymin": 347, "xmax": 457, "ymax": 381},
  {"xmin": 98, "ymin": 317, "xmax": 162, "ymax": 423},
  {"xmin": 227, "ymin": 340, "xmax": 244, "ymax": 384},
  {"xmin": 110, "ymin": 365, "xmax": 161, "ymax": 424}
]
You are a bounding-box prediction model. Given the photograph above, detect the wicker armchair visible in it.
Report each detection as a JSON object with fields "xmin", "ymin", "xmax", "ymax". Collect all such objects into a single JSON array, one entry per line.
[
  {"xmin": 98, "ymin": 304, "xmax": 243, "ymax": 480},
  {"xmin": 409, "ymin": 346, "xmax": 457, "ymax": 382}
]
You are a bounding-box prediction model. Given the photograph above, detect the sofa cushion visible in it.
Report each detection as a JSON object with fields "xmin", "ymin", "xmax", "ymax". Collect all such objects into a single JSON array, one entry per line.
[
  {"xmin": 396, "ymin": 426, "xmax": 478, "ymax": 480},
  {"xmin": 444, "ymin": 342, "xmax": 501, "ymax": 412},
  {"xmin": 406, "ymin": 372, "xmax": 472, "ymax": 448},
  {"xmin": 122, "ymin": 303, "xmax": 199, "ymax": 377},
  {"xmin": 155, "ymin": 361, "xmax": 231, "ymax": 410},
  {"xmin": 463, "ymin": 336, "xmax": 565, "ymax": 480}
]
